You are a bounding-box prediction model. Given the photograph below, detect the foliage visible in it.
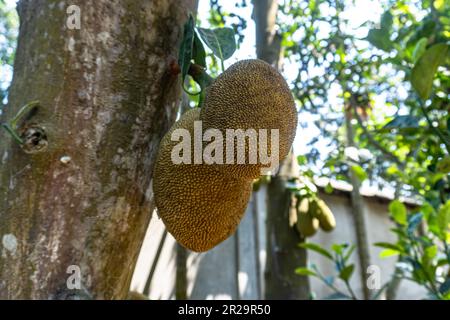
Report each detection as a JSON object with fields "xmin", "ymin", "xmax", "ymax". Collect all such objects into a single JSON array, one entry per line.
[
  {"xmin": 285, "ymin": 0, "xmax": 449, "ymax": 299},
  {"xmin": 296, "ymin": 243, "xmax": 359, "ymax": 299},
  {"xmin": 279, "ymin": 0, "xmax": 449, "ymax": 200},
  {"xmin": 208, "ymin": 0, "xmax": 248, "ymax": 45},
  {"xmin": 178, "ymin": 13, "xmax": 237, "ymax": 105},
  {"xmin": 298, "ymin": 212, "xmax": 450, "ymax": 301},
  {"xmin": 374, "ymin": 199, "xmax": 450, "ymax": 300}
]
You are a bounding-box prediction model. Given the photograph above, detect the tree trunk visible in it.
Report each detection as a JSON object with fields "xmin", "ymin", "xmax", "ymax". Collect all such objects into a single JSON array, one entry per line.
[
  {"xmin": 345, "ymin": 100, "xmax": 371, "ymax": 300},
  {"xmin": 252, "ymin": 0, "xmax": 282, "ymax": 68},
  {"xmin": 0, "ymin": 0, "xmax": 196, "ymax": 300},
  {"xmin": 175, "ymin": 243, "xmax": 188, "ymax": 300},
  {"xmin": 265, "ymin": 152, "xmax": 310, "ymax": 299}
]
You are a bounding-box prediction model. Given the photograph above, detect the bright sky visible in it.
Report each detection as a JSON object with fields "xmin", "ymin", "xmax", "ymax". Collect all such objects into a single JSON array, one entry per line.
[{"xmin": 2, "ymin": 0, "xmax": 15, "ymax": 11}]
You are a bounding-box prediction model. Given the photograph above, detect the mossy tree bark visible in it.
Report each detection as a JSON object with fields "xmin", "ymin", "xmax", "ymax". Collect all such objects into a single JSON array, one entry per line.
[
  {"xmin": 0, "ymin": 0, "xmax": 196, "ymax": 299},
  {"xmin": 252, "ymin": 0, "xmax": 310, "ymax": 299}
]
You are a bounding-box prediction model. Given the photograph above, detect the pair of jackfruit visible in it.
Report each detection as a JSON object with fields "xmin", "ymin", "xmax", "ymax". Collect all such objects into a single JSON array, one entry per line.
[
  {"xmin": 295, "ymin": 197, "xmax": 336, "ymax": 238},
  {"xmin": 153, "ymin": 59, "xmax": 298, "ymax": 252}
]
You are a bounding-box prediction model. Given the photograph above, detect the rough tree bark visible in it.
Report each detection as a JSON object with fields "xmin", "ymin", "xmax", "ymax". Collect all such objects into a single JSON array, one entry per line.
[
  {"xmin": 252, "ymin": 0, "xmax": 310, "ymax": 299},
  {"xmin": 0, "ymin": 0, "xmax": 196, "ymax": 299}
]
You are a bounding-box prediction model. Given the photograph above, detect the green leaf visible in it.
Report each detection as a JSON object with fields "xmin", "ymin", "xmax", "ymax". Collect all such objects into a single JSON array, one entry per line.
[
  {"xmin": 366, "ymin": 10, "xmax": 394, "ymax": 52},
  {"xmin": 331, "ymin": 243, "xmax": 344, "ymax": 255},
  {"xmin": 1, "ymin": 123, "xmax": 23, "ymax": 144},
  {"xmin": 390, "ymin": 227, "xmax": 406, "ymax": 238},
  {"xmin": 412, "ymin": 37, "xmax": 428, "ymax": 63},
  {"xmin": 434, "ymin": 0, "xmax": 446, "ymax": 10},
  {"xmin": 339, "ymin": 264, "xmax": 355, "ymax": 282},
  {"xmin": 437, "ymin": 157, "xmax": 450, "ymax": 174},
  {"xmin": 411, "ymin": 43, "xmax": 449, "ymax": 100},
  {"xmin": 380, "ymin": 249, "xmax": 400, "ymax": 258},
  {"xmin": 298, "ymin": 243, "xmax": 333, "ymax": 260},
  {"xmin": 421, "ymin": 202, "xmax": 436, "ymax": 221},
  {"xmin": 424, "ymin": 245, "xmax": 438, "ymax": 261},
  {"xmin": 381, "ymin": 11, "xmax": 393, "ymax": 30},
  {"xmin": 351, "ymin": 165, "xmax": 368, "ymax": 182},
  {"xmin": 297, "ymin": 155, "xmax": 307, "ymax": 165},
  {"xmin": 389, "ymin": 200, "xmax": 407, "ymax": 225},
  {"xmin": 383, "ymin": 115, "xmax": 419, "ymax": 130},
  {"xmin": 374, "ymin": 242, "xmax": 404, "ymax": 253},
  {"xmin": 437, "ymin": 259, "xmax": 449, "ymax": 268},
  {"xmin": 366, "ymin": 29, "xmax": 392, "ymax": 52},
  {"xmin": 178, "ymin": 15, "xmax": 196, "ymax": 85},
  {"xmin": 422, "ymin": 245, "xmax": 438, "ymax": 280},
  {"xmin": 324, "ymin": 182, "xmax": 333, "ymax": 194},
  {"xmin": 295, "ymin": 267, "xmax": 317, "ymax": 276},
  {"xmin": 343, "ymin": 244, "xmax": 355, "ymax": 262},
  {"xmin": 437, "ymin": 200, "xmax": 450, "ymax": 239},
  {"xmin": 192, "ymin": 32, "xmax": 206, "ymax": 68},
  {"xmin": 197, "ymin": 27, "xmax": 236, "ymax": 64},
  {"xmin": 412, "ymin": 265, "xmax": 427, "ymax": 284}
]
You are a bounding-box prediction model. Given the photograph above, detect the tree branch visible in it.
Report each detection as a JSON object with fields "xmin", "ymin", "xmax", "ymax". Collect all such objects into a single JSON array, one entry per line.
[{"xmin": 350, "ymin": 95, "xmax": 404, "ymax": 167}]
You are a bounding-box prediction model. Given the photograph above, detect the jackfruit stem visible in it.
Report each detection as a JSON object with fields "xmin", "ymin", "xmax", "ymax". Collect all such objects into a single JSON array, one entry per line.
[{"xmin": 188, "ymin": 63, "xmax": 214, "ymax": 89}]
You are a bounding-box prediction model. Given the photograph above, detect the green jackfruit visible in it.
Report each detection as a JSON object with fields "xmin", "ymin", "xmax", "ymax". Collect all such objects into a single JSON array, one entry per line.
[
  {"xmin": 296, "ymin": 198, "xmax": 319, "ymax": 237},
  {"xmin": 310, "ymin": 198, "xmax": 336, "ymax": 232}
]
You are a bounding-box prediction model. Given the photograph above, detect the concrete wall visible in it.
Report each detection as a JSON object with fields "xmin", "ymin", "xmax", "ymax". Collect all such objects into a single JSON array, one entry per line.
[{"xmin": 130, "ymin": 185, "xmax": 427, "ymax": 300}]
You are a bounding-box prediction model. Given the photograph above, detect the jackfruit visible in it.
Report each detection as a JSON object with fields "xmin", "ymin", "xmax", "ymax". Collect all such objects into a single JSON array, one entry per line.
[
  {"xmin": 296, "ymin": 198, "xmax": 319, "ymax": 237},
  {"xmin": 153, "ymin": 109, "xmax": 253, "ymax": 252},
  {"xmin": 127, "ymin": 291, "xmax": 148, "ymax": 300},
  {"xmin": 200, "ymin": 59, "xmax": 298, "ymax": 179},
  {"xmin": 309, "ymin": 198, "xmax": 336, "ymax": 232}
]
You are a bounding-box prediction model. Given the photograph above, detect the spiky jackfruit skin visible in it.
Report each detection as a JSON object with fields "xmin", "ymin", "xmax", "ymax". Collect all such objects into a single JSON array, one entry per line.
[
  {"xmin": 200, "ymin": 59, "xmax": 298, "ymax": 178},
  {"xmin": 153, "ymin": 109, "xmax": 252, "ymax": 252}
]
